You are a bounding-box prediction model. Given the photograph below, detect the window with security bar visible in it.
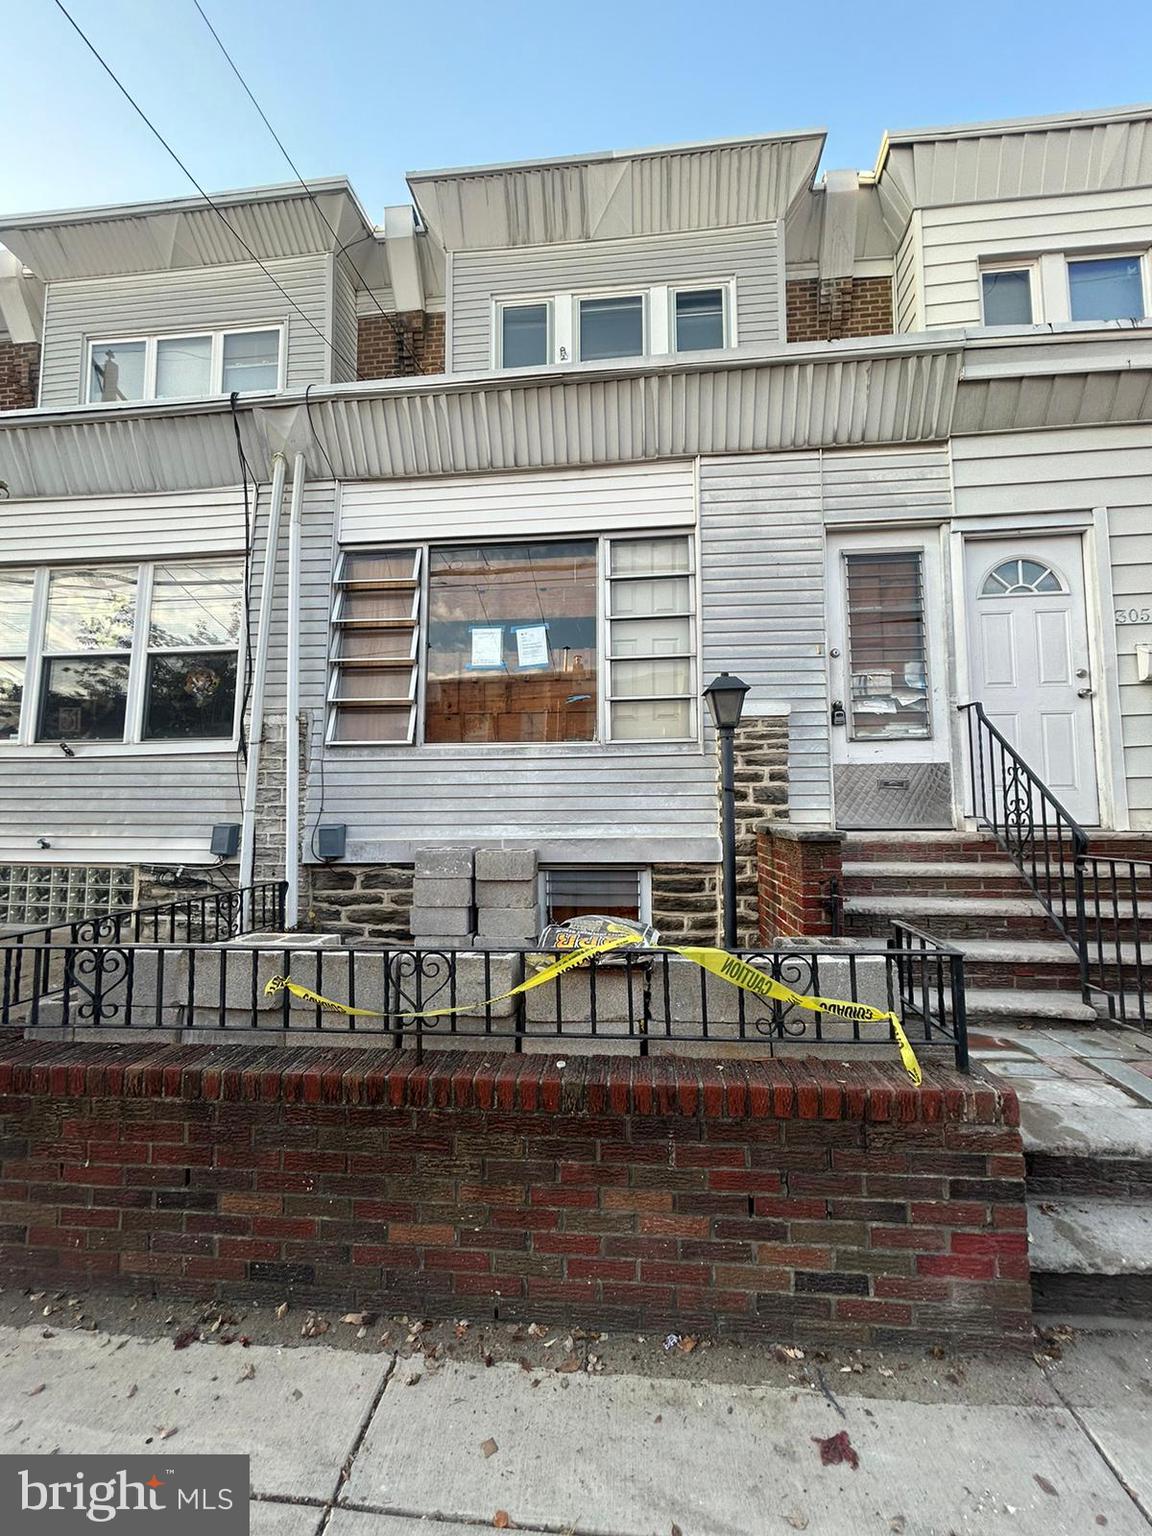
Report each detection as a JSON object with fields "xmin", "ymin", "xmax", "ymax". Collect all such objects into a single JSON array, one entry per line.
[
  {"xmin": 542, "ymin": 867, "xmax": 647, "ymax": 924},
  {"xmin": 843, "ymin": 551, "xmax": 931, "ymax": 739},
  {"xmin": 0, "ymin": 865, "xmax": 136, "ymax": 930}
]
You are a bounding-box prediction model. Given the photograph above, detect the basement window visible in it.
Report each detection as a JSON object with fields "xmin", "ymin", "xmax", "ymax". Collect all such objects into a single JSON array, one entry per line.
[{"xmin": 542, "ymin": 867, "xmax": 648, "ymax": 924}]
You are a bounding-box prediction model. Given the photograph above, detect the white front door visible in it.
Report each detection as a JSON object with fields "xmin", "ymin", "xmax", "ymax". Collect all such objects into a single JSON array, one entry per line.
[
  {"xmin": 964, "ymin": 533, "xmax": 1099, "ymax": 825},
  {"xmin": 827, "ymin": 529, "xmax": 953, "ymax": 828}
]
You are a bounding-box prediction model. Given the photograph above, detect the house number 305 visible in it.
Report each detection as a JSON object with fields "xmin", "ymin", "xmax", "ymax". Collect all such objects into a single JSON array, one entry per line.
[{"xmin": 1116, "ymin": 607, "xmax": 1152, "ymax": 623}]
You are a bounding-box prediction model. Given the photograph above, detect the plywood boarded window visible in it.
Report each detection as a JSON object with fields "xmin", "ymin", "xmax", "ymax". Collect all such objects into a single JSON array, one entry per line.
[{"xmin": 844, "ymin": 551, "xmax": 930, "ymax": 739}]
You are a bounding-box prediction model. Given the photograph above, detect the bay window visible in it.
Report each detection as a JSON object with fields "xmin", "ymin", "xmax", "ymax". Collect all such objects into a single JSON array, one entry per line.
[
  {"xmin": 86, "ymin": 326, "xmax": 283, "ymax": 403},
  {"xmin": 0, "ymin": 559, "xmax": 243, "ymax": 748},
  {"xmin": 328, "ymin": 533, "xmax": 697, "ymax": 746}
]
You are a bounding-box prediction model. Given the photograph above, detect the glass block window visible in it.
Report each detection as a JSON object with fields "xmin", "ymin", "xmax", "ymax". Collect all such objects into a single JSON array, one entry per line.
[
  {"xmin": 844, "ymin": 551, "xmax": 931, "ymax": 739},
  {"xmin": 0, "ymin": 865, "xmax": 136, "ymax": 929}
]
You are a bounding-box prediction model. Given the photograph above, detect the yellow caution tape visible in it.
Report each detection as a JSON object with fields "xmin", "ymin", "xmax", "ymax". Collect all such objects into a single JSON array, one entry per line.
[{"xmin": 264, "ymin": 932, "xmax": 922, "ymax": 1085}]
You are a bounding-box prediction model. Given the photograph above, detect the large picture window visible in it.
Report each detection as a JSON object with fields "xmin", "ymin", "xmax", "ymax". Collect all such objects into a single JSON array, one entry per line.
[
  {"xmin": 0, "ymin": 559, "xmax": 243, "ymax": 749},
  {"xmin": 327, "ymin": 533, "xmax": 697, "ymax": 746}
]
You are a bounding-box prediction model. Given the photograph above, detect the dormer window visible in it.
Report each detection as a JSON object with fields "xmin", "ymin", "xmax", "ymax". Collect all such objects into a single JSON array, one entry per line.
[
  {"xmin": 578, "ymin": 294, "xmax": 645, "ymax": 361},
  {"xmin": 86, "ymin": 326, "xmax": 283, "ymax": 404},
  {"xmin": 674, "ymin": 287, "xmax": 727, "ymax": 351},
  {"xmin": 980, "ymin": 267, "xmax": 1034, "ymax": 326},
  {"xmin": 1067, "ymin": 255, "xmax": 1146, "ymax": 322},
  {"xmin": 497, "ymin": 302, "xmax": 551, "ymax": 369}
]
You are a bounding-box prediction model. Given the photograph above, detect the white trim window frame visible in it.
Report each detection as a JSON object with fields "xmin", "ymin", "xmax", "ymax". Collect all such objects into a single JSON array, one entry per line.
[
  {"xmin": 0, "ymin": 558, "xmax": 245, "ymax": 753},
  {"xmin": 667, "ymin": 280, "xmax": 736, "ymax": 354},
  {"xmin": 325, "ymin": 531, "xmax": 699, "ymax": 748},
  {"xmin": 493, "ymin": 298, "xmax": 555, "ymax": 370},
  {"xmin": 978, "ymin": 261, "xmax": 1040, "ymax": 326},
  {"xmin": 84, "ymin": 323, "xmax": 286, "ymax": 404},
  {"xmin": 539, "ymin": 865, "xmax": 653, "ymax": 925},
  {"xmin": 1064, "ymin": 248, "xmax": 1152, "ymax": 325},
  {"xmin": 574, "ymin": 288, "xmax": 648, "ymax": 364}
]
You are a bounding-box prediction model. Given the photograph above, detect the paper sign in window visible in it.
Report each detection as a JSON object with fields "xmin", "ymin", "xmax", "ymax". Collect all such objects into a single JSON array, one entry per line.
[
  {"xmin": 469, "ymin": 626, "xmax": 505, "ymax": 669},
  {"xmin": 514, "ymin": 624, "xmax": 550, "ymax": 669}
]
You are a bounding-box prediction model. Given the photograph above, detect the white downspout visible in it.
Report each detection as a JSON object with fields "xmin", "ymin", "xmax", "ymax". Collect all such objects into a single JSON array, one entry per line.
[
  {"xmin": 283, "ymin": 451, "xmax": 306, "ymax": 929},
  {"xmin": 238, "ymin": 450, "xmax": 288, "ymax": 916}
]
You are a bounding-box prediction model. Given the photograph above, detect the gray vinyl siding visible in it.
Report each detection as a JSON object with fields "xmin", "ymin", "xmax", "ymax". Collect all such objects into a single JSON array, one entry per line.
[
  {"xmin": 920, "ymin": 187, "xmax": 1152, "ymax": 329},
  {"xmin": 951, "ymin": 424, "xmax": 1152, "ymax": 824},
  {"xmin": 449, "ymin": 224, "xmax": 783, "ymax": 373},
  {"xmin": 0, "ymin": 485, "xmax": 248, "ymax": 863},
  {"xmin": 698, "ymin": 454, "xmax": 829, "ymax": 821},
  {"xmin": 331, "ymin": 259, "xmax": 360, "ymax": 384},
  {"xmin": 38, "ymin": 255, "xmax": 334, "ymax": 407},
  {"xmin": 302, "ymin": 464, "xmax": 719, "ymax": 862},
  {"xmin": 894, "ymin": 216, "xmax": 923, "ymax": 332},
  {"xmin": 820, "ymin": 445, "xmax": 953, "ymax": 524}
]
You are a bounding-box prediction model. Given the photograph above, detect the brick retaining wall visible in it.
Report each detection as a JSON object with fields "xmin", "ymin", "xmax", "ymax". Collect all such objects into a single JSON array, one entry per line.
[{"xmin": 0, "ymin": 1043, "xmax": 1028, "ymax": 1347}]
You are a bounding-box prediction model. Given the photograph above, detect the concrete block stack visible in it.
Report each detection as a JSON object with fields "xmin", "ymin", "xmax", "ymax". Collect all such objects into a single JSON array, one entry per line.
[
  {"xmin": 474, "ymin": 848, "xmax": 539, "ymax": 942},
  {"xmin": 409, "ymin": 846, "xmax": 475, "ymax": 947}
]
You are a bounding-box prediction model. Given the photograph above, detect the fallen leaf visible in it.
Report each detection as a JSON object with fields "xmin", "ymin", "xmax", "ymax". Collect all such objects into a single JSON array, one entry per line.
[
  {"xmin": 889, "ymin": 1518, "xmax": 907, "ymax": 1534},
  {"xmin": 405, "ymin": 1373, "xmax": 421, "ymax": 1387},
  {"xmin": 1034, "ymin": 1475, "xmax": 1059, "ymax": 1498},
  {"xmin": 493, "ymin": 1514, "xmax": 511, "ymax": 1530},
  {"xmin": 237, "ymin": 1363, "xmax": 256, "ymax": 1382},
  {"xmin": 677, "ymin": 1336, "xmax": 698, "ymax": 1355},
  {"xmin": 172, "ymin": 1330, "xmax": 198, "ymax": 1351},
  {"xmin": 776, "ymin": 1344, "xmax": 805, "ymax": 1362},
  {"xmin": 126, "ymin": 1385, "xmax": 138, "ymax": 1399},
  {"xmin": 26, "ymin": 1384, "xmax": 45, "ymax": 1397},
  {"xmin": 300, "ymin": 1313, "xmax": 330, "ymax": 1339},
  {"xmin": 812, "ymin": 1431, "xmax": 859, "ymax": 1470},
  {"xmin": 275, "ymin": 1302, "xmax": 289, "ymax": 1320},
  {"xmin": 341, "ymin": 1312, "xmax": 375, "ymax": 1326},
  {"xmin": 784, "ymin": 1515, "xmax": 809, "ymax": 1531},
  {"xmin": 455, "ymin": 1321, "xmax": 471, "ymax": 1340},
  {"xmin": 556, "ymin": 1356, "xmax": 582, "ymax": 1374},
  {"xmin": 155, "ymin": 1426, "xmax": 178, "ymax": 1441},
  {"xmin": 527, "ymin": 1323, "xmax": 545, "ymax": 1337},
  {"xmin": 481, "ymin": 1438, "xmax": 498, "ymax": 1458},
  {"xmin": 672, "ymin": 1525, "xmax": 684, "ymax": 1536}
]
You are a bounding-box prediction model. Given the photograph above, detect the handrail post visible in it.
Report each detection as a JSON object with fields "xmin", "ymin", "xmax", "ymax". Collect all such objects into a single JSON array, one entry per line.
[
  {"xmin": 1074, "ymin": 848, "xmax": 1090, "ymax": 1006},
  {"xmin": 950, "ymin": 951, "xmax": 969, "ymax": 1073}
]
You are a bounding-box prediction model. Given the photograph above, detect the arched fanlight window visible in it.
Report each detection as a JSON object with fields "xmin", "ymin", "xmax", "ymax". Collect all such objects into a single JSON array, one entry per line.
[{"xmin": 980, "ymin": 558, "xmax": 1066, "ymax": 597}]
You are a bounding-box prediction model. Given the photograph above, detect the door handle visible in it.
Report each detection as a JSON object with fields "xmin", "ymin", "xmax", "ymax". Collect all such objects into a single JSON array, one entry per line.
[{"xmin": 1077, "ymin": 687, "xmax": 1094, "ymax": 698}]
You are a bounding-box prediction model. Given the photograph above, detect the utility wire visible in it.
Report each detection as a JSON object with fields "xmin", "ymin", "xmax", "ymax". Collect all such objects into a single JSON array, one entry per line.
[
  {"xmin": 191, "ymin": 0, "xmax": 426, "ymax": 376},
  {"xmin": 53, "ymin": 0, "xmax": 362, "ymax": 383}
]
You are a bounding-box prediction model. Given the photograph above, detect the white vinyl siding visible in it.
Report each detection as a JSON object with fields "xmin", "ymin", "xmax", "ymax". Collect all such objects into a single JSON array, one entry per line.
[
  {"xmin": 917, "ymin": 187, "xmax": 1152, "ymax": 330},
  {"xmin": 331, "ymin": 258, "xmax": 361, "ymax": 384},
  {"xmin": 449, "ymin": 225, "xmax": 781, "ymax": 373},
  {"xmin": 0, "ymin": 487, "xmax": 246, "ymax": 563},
  {"xmin": 951, "ymin": 424, "xmax": 1152, "ymax": 825},
  {"xmin": 305, "ymin": 464, "xmax": 716, "ymax": 861},
  {"xmin": 895, "ymin": 215, "xmax": 924, "ymax": 332},
  {"xmin": 39, "ymin": 255, "xmax": 335, "ymax": 406}
]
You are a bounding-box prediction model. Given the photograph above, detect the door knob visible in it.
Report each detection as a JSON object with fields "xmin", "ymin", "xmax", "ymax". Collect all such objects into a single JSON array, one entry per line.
[
  {"xmin": 1075, "ymin": 668, "xmax": 1090, "ymax": 678},
  {"xmin": 1077, "ymin": 687, "xmax": 1094, "ymax": 698}
]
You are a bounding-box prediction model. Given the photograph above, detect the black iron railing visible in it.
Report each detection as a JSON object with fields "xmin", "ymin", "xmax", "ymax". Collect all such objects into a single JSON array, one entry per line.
[
  {"xmin": 0, "ymin": 933, "xmax": 970, "ymax": 1070},
  {"xmin": 958, "ymin": 701, "xmax": 1088, "ymax": 944},
  {"xmin": 0, "ymin": 882, "xmax": 287, "ymax": 1022},
  {"xmin": 888, "ymin": 920, "xmax": 968, "ymax": 1071},
  {"xmin": 1079, "ymin": 855, "xmax": 1152, "ymax": 1027}
]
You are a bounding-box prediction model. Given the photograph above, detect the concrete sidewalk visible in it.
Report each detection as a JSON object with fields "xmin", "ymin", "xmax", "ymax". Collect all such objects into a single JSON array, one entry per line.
[{"xmin": 1, "ymin": 1319, "xmax": 1150, "ymax": 1535}]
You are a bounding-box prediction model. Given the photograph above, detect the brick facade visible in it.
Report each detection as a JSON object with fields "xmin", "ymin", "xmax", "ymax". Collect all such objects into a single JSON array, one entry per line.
[
  {"xmin": 786, "ymin": 277, "xmax": 893, "ymax": 343},
  {"xmin": 356, "ymin": 311, "xmax": 445, "ymax": 379},
  {"xmin": 757, "ymin": 824, "xmax": 845, "ymax": 940},
  {"xmin": 0, "ymin": 1041, "xmax": 1029, "ymax": 1346},
  {"xmin": 0, "ymin": 339, "xmax": 39, "ymax": 411}
]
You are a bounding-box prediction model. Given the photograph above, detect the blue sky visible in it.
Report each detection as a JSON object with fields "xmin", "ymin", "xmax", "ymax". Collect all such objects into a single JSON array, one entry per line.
[{"xmin": 5, "ymin": 0, "xmax": 1152, "ymax": 218}]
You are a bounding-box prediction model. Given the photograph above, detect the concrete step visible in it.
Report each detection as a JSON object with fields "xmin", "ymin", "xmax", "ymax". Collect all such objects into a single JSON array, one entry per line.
[
  {"xmin": 1029, "ymin": 1195, "xmax": 1152, "ymax": 1317},
  {"xmin": 961, "ymin": 988, "xmax": 1098, "ymax": 1025},
  {"xmin": 841, "ymin": 833, "xmax": 1009, "ymax": 863},
  {"xmin": 844, "ymin": 891, "xmax": 1152, "ymax": 942},
  {"xmin": 841, "ymin": 860, "xmax": 1026, "ymax": 896}
]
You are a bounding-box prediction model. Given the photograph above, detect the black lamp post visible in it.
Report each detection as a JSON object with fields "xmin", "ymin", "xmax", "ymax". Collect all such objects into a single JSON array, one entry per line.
[{"xmin": 703, "ymin": 673, "xmax": 751, "ymax": 950}]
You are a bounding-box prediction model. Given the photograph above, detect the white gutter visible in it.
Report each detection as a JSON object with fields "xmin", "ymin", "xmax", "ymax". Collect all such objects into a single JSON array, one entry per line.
[
  {"xmin": 283, "ymin": 451, "xmax": 306, "ymax": 929},
  {"xmin": 238, "ymin": 450, "xmax": 288, "ymax": 915}
]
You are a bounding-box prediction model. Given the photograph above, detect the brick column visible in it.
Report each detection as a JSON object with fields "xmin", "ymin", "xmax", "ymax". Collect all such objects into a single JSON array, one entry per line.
[{"xmin": 757, "ymin": 822, "xmax": 845, "ymax": 941}]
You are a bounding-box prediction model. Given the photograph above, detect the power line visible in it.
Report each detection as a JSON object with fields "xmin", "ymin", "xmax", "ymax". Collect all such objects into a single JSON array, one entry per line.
[
  {"xmin": 191, "ymin": 0, "xmax": 426, "ymax": 376},
  {"xmin": 52, "ymin": 0, "xmax": 362, "ymax": 383}
]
